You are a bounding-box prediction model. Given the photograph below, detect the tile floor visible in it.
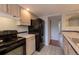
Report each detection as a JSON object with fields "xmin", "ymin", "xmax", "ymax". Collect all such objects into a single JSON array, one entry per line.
[{"xmin": 33, "ymin": 45, "xmax": 64, "ymax": 55}]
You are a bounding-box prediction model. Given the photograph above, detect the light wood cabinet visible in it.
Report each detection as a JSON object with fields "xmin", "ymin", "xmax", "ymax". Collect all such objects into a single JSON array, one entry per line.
[
  {"xmin": 26, "ymin": 35, "xmax": 35, "ymax": 55},
  {"xmin": 68, "ymin": 43, "xmax": 76, "ymax": 55},
  {"xmin": 7, "ymin": 4, "xmax": 20, "ymax": 17},
  {"xmin": 64, "ymin": 37, "xmax": 77, "ymax": 55},
  {"xmin": 63, "ymin": 38, "xmax": 68, "ymax": 55},
  {"xmin": 20, "ymin": 8, "xmax": 31, "ymax": 25},
  {"xmin": 0, "ymin": 4, "xmax": 32, "ymax": 25},
  {"xmin": 0, "ymin": 4, "xmax": 7, "ymax": 13}
]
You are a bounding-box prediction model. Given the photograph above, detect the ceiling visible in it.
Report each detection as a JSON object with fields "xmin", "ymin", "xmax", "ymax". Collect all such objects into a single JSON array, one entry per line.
[{"xmin": 19, "ymin": 4, "xmax": 79, "ymax": 17}]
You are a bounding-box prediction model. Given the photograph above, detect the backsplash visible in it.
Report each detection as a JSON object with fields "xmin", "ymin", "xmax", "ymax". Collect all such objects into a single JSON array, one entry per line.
[
  {"xmin": 0, "ymin": 16, "xmax": 28, "ymax": 32},
  {"xmin": 16, "ymin": 26, "xmax": 28, "ymax": 32}
]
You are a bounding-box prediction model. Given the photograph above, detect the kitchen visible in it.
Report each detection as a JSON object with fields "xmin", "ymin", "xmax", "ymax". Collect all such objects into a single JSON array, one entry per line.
[
  {"xmin": 0, "ymin": 4, "xmax": 44, "ymax": 55},
  {"xmin": 0, "ymin": 4, "xmax": 79, "ymax": 55}
]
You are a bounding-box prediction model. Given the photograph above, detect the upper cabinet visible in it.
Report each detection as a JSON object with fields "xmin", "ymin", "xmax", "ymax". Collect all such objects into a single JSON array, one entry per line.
[
  {"xmin": 7, "ymin": 4, "xmax": 20, "ymax": 18},
  {"xmin": 20, "ymin": 8, "xmax": 31, "ymax": 25},
  {"xmin": 0, "ymin": 4, "xmax": 33, "ymax": 25},
  {"xmin": 0, "ymin": 4, "xmax": 7, "ymax": 13}
]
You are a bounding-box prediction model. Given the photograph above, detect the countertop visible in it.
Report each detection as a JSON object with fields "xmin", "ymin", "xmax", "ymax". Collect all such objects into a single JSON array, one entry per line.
[
  {"xmin": 18, "ymin": 33, "xmax": 35, "ymax": 39},
  {"xmin": 18, "ymin": 31, "xmax": 27, "ymax": 34},
  {"xmin": 62, "ymin": 32, "xmax": 79, "ymax": 54}
]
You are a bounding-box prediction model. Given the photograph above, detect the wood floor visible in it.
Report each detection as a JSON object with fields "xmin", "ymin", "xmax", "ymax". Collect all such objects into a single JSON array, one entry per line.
[
  {"xmin": 49, "ymin": 40, "xmax": 60, "ymax": 47},
  {"xmin": 33, "ymin": 45, "xmax": 64, "ymax": 55}
]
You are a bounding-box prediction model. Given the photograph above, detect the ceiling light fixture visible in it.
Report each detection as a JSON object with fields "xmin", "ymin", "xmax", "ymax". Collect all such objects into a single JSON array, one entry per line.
[{"xmin": 26, "ymin": 8, "xmax": 30, "ymax": 11}]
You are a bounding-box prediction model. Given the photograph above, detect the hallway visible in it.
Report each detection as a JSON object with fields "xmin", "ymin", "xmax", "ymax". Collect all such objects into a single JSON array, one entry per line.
[{"xmin": 33, "ymin": 45, "xmax": 64, "ymax": 55}]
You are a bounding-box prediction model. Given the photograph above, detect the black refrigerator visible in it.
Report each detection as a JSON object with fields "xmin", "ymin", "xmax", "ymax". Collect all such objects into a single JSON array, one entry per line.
[{"xmin": 28, "ymin": 18, "xmax": 44, "ymax": 51}]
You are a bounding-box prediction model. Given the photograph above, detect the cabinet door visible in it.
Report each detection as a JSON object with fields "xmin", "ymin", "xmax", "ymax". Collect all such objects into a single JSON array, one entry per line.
[
  {"xmin": 0, "ymin": 4, "xmax": 7, "ymax": 13},
  {"xmin": 26, "ymin": 36, "xmax": 35, "ymax": 55},
  {"xmin": 68, "ymin": 42, "xmax": 77, "ymax": 55},
  {"xmin": 31, "ymin": 36, "xmax": 35, "ymax": 53},
  {"xmin": 26, "ymin": 38, "xmax": 33, "ymax": 55},
  {"xmin": 7, "ymin": 4, "xmax": 20, "ymax": 17},
  {"xmin": 20, "ymin": 8, "xmax": 31, "ymax": 25},
  {"xmin": 64, "ymin": 37, "xmax": 77, "ymax": 55},
  {"xmin": 64, "ymin": 38, "xmax": 69, "ymax": 55}
]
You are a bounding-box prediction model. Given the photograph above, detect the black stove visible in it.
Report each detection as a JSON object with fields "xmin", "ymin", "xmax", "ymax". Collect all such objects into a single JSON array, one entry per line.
[{"xmin": 0, "ymin": 30, "xmax": 26, "ymax": 55}]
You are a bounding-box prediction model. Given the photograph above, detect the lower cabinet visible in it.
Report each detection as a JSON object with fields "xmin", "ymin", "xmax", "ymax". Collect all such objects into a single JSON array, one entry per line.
[
  {"xmin": 26, "ymin": 35, "xmax": 35, "ymax": 55},
  {"xmin": 68, "ymin": 43, "xmax": 77, "ymax": 55},
  {"xmin": 64, "ymin": 38, "xmax": 77, "ymax": 55},
  {"xmin": 63, "ymin": 39, "xmax": 68, "ymax": 55}
]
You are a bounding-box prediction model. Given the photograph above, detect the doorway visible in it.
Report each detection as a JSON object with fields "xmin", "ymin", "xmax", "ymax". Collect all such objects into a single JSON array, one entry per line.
[{"xmin": 48, "ymin": 15, "xmax": 63, "ymax": 47}]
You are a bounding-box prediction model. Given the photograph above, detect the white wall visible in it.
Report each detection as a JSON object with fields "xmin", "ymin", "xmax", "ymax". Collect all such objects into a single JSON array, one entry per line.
[
  {"xmin": 48, "ymin": 19, "xmax": 51, "ymax": 44},
  {"xmin": 0, "ymin": 16, "xmax": 28, "ymax": 32}
]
